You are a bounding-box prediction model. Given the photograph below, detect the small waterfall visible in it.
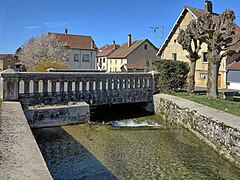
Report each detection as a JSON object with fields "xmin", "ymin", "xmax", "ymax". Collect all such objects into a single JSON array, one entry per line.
[{"xmin": 111, "ymin": 120, "xmax": 161, "ymax": 127}]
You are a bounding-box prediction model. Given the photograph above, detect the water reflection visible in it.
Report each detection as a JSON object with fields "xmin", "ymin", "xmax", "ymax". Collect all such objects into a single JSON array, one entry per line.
[{"xmin": 34, "ymin": 127, "xmax": 117, "ymax": 179}]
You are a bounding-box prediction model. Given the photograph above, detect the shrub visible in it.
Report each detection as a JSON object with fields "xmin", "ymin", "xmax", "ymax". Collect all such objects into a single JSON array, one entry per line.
[
  {"xmin": 35, "ymin": 59, "xmax": 69, "ymax": 72},
  {"xmin": 154, "ymin": 59, "xmax": 189, "ymax": 93}
]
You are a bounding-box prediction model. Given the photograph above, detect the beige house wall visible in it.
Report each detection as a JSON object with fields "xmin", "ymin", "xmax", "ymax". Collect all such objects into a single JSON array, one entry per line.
[
  {"xmin": 107, "ymin": 58, "xmax": 127, "ymax": 72},
  {"xmin": 127, "ymin": 41, "xmax": 158, "ymax": 72},
  {"xmin": 161, "ymin": 11, "xmax": 227, "ymax": 88},
  {"xmin": 108, "ymin": 41, "xmax": 158, "ymax": 72},
  {"xmin": 0, "ymin": 58, "xmax": 16, "ymax": 70}
]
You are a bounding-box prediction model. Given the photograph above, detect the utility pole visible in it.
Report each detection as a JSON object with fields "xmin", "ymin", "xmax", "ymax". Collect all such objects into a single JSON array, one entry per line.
[{"xmin": 150, "ymin": 25, "xmax": 164, "ymax": 39}]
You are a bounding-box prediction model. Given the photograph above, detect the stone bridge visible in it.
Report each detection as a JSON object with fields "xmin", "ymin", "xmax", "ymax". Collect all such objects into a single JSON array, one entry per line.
[{"xmin": 1, "ymin": 69, "xmax": 154, "ymax": 109}]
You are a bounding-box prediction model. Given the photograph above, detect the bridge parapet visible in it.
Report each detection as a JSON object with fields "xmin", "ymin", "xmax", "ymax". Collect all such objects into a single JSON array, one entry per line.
[{"xmin": 1, "ymin": 70, "xmax": 153, "ymax": 106}]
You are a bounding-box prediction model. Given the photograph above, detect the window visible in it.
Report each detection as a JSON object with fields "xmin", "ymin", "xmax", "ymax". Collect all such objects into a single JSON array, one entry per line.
[
  {"xmin": 172, "ymin": 53, "xmax": 177, "ymax": 61},
  {"xmin": 82, "ymin": 54, "xmax": 90, "ymax": 62},
  {"xmin": 121, "ymin": 59, "xmax": 123, "ymax": 64},
  {"xmin": 103, "ymin": 66, "xmax": 105, "ymax": 70},
  {"xmin": 110, "ymin": 67, "xmax": 112, "ymax": 72},
  {"xmin": 74, "ymin": 54, "xmax": 79, "ymax": 61},
  {"xmin": 200, "ymin": 73, "xmax": 207, "ymax": 80},
  {"xmin": 110, "ymin": 60, "xmax": 112, "ymax": 64},
  {"xmin": 146, "ymin": 60, "xmax": 150, "ymax": 67},
  {"xmin": 144, "ymin": 44, "xmax": 148, "ymax": 50},
  {"xmin": 103, "ymin": 58, "xmax": 105, "ymax": 63},
  {"xmin": 115, "ymin": 59, "xmax": 117, "ymax": 64},
  {"xmin": 174, "ymin": 39, "xmax": 177, "ymax": 43},
  {"xmin": 202, "ymin": 52, "xmax": 208, "ymax": 63}
]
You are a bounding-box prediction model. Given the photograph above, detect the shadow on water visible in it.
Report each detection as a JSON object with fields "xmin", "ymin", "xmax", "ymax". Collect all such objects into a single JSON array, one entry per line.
[
  {"xmin": 33, "ymin": 127, "xmax": 117, "ymax": 180},
  {"xmin": 90, "ymin": 103, "xmax": 153, "ymax": 122}
]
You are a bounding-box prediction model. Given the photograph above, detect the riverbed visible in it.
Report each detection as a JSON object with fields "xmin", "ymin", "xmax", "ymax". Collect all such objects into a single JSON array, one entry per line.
[{"xmin": 33, "ymin": 110, "xmax": 240, "ymax": 179}]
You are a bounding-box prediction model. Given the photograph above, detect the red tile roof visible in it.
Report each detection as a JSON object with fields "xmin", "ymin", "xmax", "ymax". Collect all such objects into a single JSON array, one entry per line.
[
  {"xmin": 97, "ymin": 44, "xmax": 120, "ymax": 57},
  {"xmin": 227, "ymin": 61, "xmax": 240, "ymax": 69},
  {"xmin": 109, "ymin": 40, "xmax": 146, "ymax": 58},
  {"xmin": 0, "ymin": 54, "xmax": 17, "ymax": 60},
  {"xmin": 49, "ymin": 33, "xmax": 98, "ymax": 50}
]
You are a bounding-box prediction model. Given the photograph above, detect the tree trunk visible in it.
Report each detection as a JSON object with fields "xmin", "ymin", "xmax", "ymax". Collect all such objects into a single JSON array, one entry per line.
[
  {"xmin": 207, "ymin": 61, "xmax": 219, "ymax": 99},
  {"xmin": 187, "ymin": 60, "xmax": 196, "ymax": 95}
]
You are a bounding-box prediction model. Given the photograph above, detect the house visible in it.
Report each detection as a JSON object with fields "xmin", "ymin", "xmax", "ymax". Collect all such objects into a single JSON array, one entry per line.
[
  {"xmin": 227, "ymin": 57, "xmax": 240, "ymax": 90},
  {"xmin": 156, "ymin": 1, "xmax": 239, "ymax": 88},
  {"xmin": 49, "ymin": 30, "xmax": 98, "ymax": 69},
  {"xmin": 96, "ymin": 41, "xmax": 120, "ymax": 71},
  {"xmin": 0, "ymin": 54, "xmax": 17, "ymax": 71},
  {"xmin": 107, "ymin": 34, "xmax": 158, "ymax": 72},
  {"xmin": 120, "ymin": 64, "xmax": 145, "ymax": 72}
]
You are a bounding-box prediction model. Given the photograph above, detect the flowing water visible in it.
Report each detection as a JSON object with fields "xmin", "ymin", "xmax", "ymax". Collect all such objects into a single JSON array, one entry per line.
[{"xmin": 33, "ymin": 104, "xmax": 240, "ymax": 179}]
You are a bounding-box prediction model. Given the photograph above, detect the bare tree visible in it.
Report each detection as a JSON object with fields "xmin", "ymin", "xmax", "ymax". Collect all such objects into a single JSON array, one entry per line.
[
  {"xmin": 177, "ymin": 20, "xmax": 202, "ymax": 94},
  {"xmin": 197, "ymin": 10, "xmax": 240, "ymax": 99},
  {"xmin": 19, "ymin": 33, "xmax": 69, "ymax": 71}
]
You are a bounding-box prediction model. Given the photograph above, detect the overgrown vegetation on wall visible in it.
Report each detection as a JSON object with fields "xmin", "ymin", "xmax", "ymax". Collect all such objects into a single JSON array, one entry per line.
[{"xmin": 154, "ymin": 60, "xmax": 189, "ymax": 93}]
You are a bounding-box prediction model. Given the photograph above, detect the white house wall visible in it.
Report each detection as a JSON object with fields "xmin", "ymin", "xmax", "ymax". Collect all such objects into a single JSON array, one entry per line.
[{"xmin": 68, "ymin": 49, "xmax": 97, "ymax": 69}]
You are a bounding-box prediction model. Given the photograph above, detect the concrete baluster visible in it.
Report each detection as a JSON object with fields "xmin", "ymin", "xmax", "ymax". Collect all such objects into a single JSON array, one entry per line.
[
  {"xmin": 60, "ymin": 80, "xmax": 64, "ymax": 94},
  {"xmin": 42, "ymin": 79, "xmax": 48, "ymax": 95},
  {"xmin": 102, "ymin": 78, "xmax": 106, "ymax": 90},
  {"xmin": 108, "ymin": 77, "xmax": 112, "ymax": 90},
  {"xmin": 96, "ymin": 78, "xmax": 100, "ymax": 91},
  {"xmin": 33, "ymin": 79, "xmax": 39, "ymax": 95},
  {"xmin": 130, "ymin": 78, "xmax": 133, "ymax": 89},
  {"xmin": 51, "ymin": 80, "xmax": 56, "ymax": 94},
  {"xmin": 24, "ymin": 79, "xmax": 30, "ymax": 98},
  {"xmin": 124, "ymin": 78, "xmax": 128, "ymax": 89},
  {"xmin": 140, "ymin": 77, "xmax": 143, "ymax": 89},
  {"xmin": 89, "ymin": 80, "xmax": 93, "ymax": 92},
  {"xmin": 68, "ymin": 81, "xmax": 72, "ymax": 92},
  {"xmin": 119, "ymin": 77, "xmax": 123, "ymax": 90},
  {"xmin": 114, "ymin": 78, "xmax": 118, "ymax": 90},
  {"xmin": 82, "ymin": 79, "xmax": 86, "ymax": 92}
]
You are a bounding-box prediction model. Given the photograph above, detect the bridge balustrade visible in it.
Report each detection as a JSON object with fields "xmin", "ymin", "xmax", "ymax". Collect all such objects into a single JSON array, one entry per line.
[{"xmin": 1, "ymin": 70, "xmax": 153, "ymax": 106}]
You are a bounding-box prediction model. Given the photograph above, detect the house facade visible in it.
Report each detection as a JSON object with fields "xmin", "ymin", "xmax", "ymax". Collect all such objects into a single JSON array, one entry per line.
[
  {"xmin": 227, "ymin": 57, "xmax": 240, "ymax": 90},
  {"xmin": 108, "ymin": 34, "xmax": 158, "ymax": 72},
  {"xmin": 0, "ymin": 54, "xmax": 17, "ymax": 71},
  {"xmin": 96, "ymin": 41, "xmax": 120, "ymax": 71},
  {"xmin": 50, "ymin": 31, "xmax": 98, "ymax": 69},
  {"xmin": 156, "ymin": 1, "xmax": 238, "ymax": 88}
]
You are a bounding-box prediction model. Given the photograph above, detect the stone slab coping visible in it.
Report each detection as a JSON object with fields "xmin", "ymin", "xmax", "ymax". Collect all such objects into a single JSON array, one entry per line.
[
  {"xmin": 155, "ymin": 94, "xmax": 240, "ymax": 130},
  {"xmin": 0, "ymin": 101, "xmax": 52, "ymax": 180},
  {"xmin": 28, "ymin": 102, "xmax": 89, "ymax": 110}
]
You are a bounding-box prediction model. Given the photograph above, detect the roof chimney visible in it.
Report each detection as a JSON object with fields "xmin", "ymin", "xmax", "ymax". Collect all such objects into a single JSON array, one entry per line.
[
  {"xmin": 128, "ymin": 34, "xmax": 132, "ymax": 47},
  {"xmin": 113, "ymin": 40, "xmax": 116, "ymax": 50},
  {"xmin": 64, "ymin": 28, "xmax": 68, "ymax": 34},
  {"xmin": 205, "ymin": 1, "xmax": 212, "ymax": 13}
]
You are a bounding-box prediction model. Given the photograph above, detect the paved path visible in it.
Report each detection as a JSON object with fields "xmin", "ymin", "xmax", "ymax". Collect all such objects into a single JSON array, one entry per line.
[
  {"xmin": 156, "ymin": 94, "xmax": 240, "ymax": 130},
  {"xmin": 0, "ymin": 101, "xmax": 52, "ymax": 180}
]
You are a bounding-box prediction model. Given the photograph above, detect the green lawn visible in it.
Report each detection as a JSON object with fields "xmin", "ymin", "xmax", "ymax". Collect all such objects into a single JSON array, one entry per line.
[{"xmin": 170, "ymin": 92, "xmax": 240, "ymax": 117}]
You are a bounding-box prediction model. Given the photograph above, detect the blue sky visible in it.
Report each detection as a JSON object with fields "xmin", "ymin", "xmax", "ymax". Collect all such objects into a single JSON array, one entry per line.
[{"xmin": 0, "ymin": 0, "xmax": 239, "ymax": 54}]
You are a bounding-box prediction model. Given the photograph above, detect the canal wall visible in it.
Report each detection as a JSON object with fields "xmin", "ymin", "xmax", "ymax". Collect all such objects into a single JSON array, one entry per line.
[
  {"xmin": 153, "ymin": 94, "xmax": 240, "ymax": 166},
  {"xmin": 0, "ymin": 101, "xmax": 52, "ymax": 180},
  {"xmin": 24, "ymin": 102, "xmax": 90, "ymax": 128}
]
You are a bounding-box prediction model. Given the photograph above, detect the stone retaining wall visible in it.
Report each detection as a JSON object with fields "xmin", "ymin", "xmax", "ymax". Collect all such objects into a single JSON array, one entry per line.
[{"xmin": 154, "ymin": 94, "xmax": 240, "ymax": 166}]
